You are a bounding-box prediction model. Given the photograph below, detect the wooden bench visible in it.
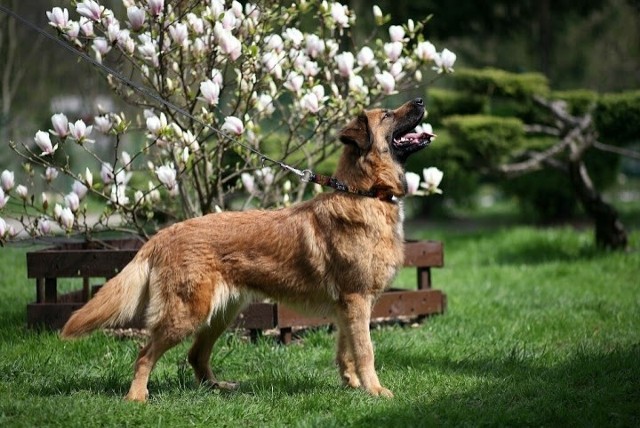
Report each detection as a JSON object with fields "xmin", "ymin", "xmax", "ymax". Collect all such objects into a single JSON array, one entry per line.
[{"xmin": 26, "ymin": 239, "xmax": 446, "ymax": 343}]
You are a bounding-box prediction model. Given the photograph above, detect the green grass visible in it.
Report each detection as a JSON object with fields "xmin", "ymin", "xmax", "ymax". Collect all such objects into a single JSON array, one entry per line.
[{"xmin": 1, "ymin": 221, "xmax": 639, "ymax": 427}]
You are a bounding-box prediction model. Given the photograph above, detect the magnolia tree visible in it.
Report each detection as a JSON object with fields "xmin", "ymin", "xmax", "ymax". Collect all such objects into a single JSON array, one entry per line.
[{"xmin": 0, "ymin": 0, "xmax": 452, "ymax": 242}]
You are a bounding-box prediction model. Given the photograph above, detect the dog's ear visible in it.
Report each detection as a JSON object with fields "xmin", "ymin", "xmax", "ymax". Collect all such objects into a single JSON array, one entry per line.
[{"xmin": 339, "ymin": 113, "xmax": 370, "ymax": 150}]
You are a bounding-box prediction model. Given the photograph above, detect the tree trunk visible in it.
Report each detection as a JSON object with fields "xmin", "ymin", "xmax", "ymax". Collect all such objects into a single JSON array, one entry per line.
[{"xmin": 568, "ymin": 160, "xmax": 628, "ymax": 250}]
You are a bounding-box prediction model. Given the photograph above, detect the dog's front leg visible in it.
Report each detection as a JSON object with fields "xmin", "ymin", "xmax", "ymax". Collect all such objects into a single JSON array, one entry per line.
[
  {"xmin": 336, "ymin": 325, "xmax": 361, "ymax": 389},
  {"xmin": 336, "ymin": 294, "xmax": 393, "ymax": 398}
]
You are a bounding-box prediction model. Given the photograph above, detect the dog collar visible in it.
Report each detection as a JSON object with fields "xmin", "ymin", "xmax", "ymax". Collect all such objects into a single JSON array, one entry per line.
[{"xmin": 302, "ymin": 171, "xmax": 399, "ymax": 204}]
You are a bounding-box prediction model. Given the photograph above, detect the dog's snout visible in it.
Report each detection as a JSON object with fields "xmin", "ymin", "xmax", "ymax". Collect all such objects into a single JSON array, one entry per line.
[{"xmin": 413, "ymin": 98, "xmax": 424, "ymax": 107}]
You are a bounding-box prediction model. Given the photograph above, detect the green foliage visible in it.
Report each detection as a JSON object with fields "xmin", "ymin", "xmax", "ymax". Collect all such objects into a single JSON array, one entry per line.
[
  {"xmin": 594, "ymin": 91, "xmax": 640, "ymax": 144},
  {"xmin": 426, "ymin": 89, "xmax": 488, "ymax": 124},
  {"xmin": 443, "ymin": 115, "xmax": 525, "ymax": 168},
  {"xmin": 453, "ymin": 68, "xmax": 550, "ymax": 99},
  {"xmin": 551, "ymin": 89, "xmax": 599, "ymax": 116}
]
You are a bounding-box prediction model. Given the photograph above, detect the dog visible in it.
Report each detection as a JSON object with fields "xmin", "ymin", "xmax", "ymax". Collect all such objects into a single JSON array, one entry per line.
[{"xmin": 61, "ymin": 98, "xmax": 433, "ymax": 402}]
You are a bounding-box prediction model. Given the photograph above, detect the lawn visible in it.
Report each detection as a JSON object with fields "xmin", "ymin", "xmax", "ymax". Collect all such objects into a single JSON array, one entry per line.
[{"xmin": 0, "ymin": 216, "xmax": 639, "ymax": 427}]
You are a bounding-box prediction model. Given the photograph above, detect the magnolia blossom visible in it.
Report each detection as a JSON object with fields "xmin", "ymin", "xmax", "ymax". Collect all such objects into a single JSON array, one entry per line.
[
  {"xmin": 217, "ymin": 29, "xmax": 242, "ymax": 60},
  {"xmin": 221, "ymin": 116, "xmax": 244, "ymax": 135},
  {"xmin": 415, "ymin": 123, "xmax": 434, "ymax": 135},
  {"xmin": 375, "ymin": 71, "xmax": 395, "ymax": 94},
  {"xmin": 255, "ymin": 167, "xmax": 274, "ymax": 186},
  {"xmin": 0, "ymin": 217, "xmax": 6, "ymax": 238},
  {"xmin": 47, "ymin": 7, "xmax": 69, "ymax": 29},
  {"xmin": 45, "ymin": 167, "xmax": 59, "ymax": 182},
  {"xmin": 389, "ymin": 25, "xmax": 405, "ymax": 42},
  {"xmin": 330, "ymin": 3, "xmax": 350, "ymax": 28},
  {"xmin": 68, "ymin": 119, "xmax": 93, "ymax": 143},
  {"xmin": 283, "ymin": 27, "xmax": 304, "ymax": 47},
  {"xmin": 146, "ymin": 113, "xmax": 167, "ymax": 136},
  {"xmin": 0, "ymin": 189, "xmax": 8, "ymax": 209},
  {"xmin": 415, "ymin": 41, "xmax": 437, "ymax": 61},
  {"xmin": 93, "ymin": 115, "xmax": 111, "ymax": 133},
  {"xmin": 106, "ymin": 21, "xmax": 120, "ymax": 43},
  {"xmin": 305, "ymin": 34, "xmax": 325, "ymax": 58},
  {"xmin": 127, "ymin": 6, "xmax": 146, "ymax": 31},
  {"xmin": 241, "ymin": 172, "xmax": 255, "ymax": 193},
  {"xmin": 34, "ymin": 131, "xmax": 57, "ymax": 156},
  {"xmin": 421, "ymin": 167, "xmax": 444, "ymax": 194},
  {"xmin": 300, "ymin": 92, "xmax": 321, "ymax": 113},
  {"xmin": 283, "ymin": 72, "xmax": 304, "ymax": 94},
  {"xmin": 434, "ymin": 48, "xmax": 456, "ymax": 73},
  {"xmin": 405, "ymin": 171, "xmax": 420, "ymax": 195},
  {"xmin": 1, "ymin": 170, "xmax": 14, "ymax": 191},
  {"xmin": 384, "ymin": 41, "xmax": 403, "ymax": 62},
  {"xmin": 39, "ymin": 219, "xmax": 52, "ymax": 235},
  {"xmin": 349, "ymin": 75, "xmax": 368, "ymax": 95},
  {"xmin": 265, "ymin": 34, "xmax": 284, "ymax": 53},
  {"xmin": 110, "ymin": 185, "xmax": 130, "ymax": 206},
  {"xmin": 59, "ymin": 207, "xmax": 75, "ymax": 230},
  {"xmin": 147, "ymin": 0, "xmax": 164, "ymax": 16},
  {"xmin": 50, "ymin": 113, "xmax": 69, "ymax": 137},
  {"xmin": 357, "ymin": 46, "xmax": 376, "ymax": 68},
  {"xmin": 101, "ymin": 163, "xmax": 114, "ymax": 184},
  {"xmin": 16, "ymin": 184, "xmax": 28, "ymax": 200},
  {"xmin": 373, "ymin": 5, "xmax": 384, "ymax": 25},
  {"xmin": 200, "ymin": 79, "xmax": 221, "ymax": 105},
  {"xmin": 76, "ymin": 0, "xmax": 102, "ymax": 22},
  {"xmin": 72, "ymin": 180, "xmax": 88, "ymax": 199},
  {"xmin": 155, "ymin": 164, "xmax": 177, "ymax": 190},
  {"xmin": 65, "ymin": 192, "xmax": 80, "ymax": 212},
  {"xmin": 79, "ymin": 17, "xmax": 94, "ymax": 36},
  {"xmin": 169, "ymin": 23, "xmax": 189, "ymax": 47},
  {"xmin": 335, "ymin": 52, "xmax": 355, "ymax": 78}
]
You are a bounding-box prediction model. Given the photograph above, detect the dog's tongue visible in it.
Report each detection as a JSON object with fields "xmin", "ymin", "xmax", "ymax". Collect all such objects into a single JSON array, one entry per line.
[{"xmin": 395, "ymin": 132, "xmax": 436, "ymax": 145}]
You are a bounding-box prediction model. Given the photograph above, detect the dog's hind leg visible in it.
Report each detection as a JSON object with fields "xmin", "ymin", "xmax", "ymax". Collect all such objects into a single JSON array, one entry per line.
[
  {"xmin": 336, "ymin": 293, "xmax": 393, "ymax": 398},
  {"xmin": 188, "ymin": 295, "xmax": 245, "ymax": 391}
]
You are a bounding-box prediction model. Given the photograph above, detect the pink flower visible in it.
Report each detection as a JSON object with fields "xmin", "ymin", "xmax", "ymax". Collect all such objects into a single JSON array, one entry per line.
[
  {"xmin": 221, "ymin": 116, "xmax": 244, "ymax": 135},
  {"xmin": 335, "ymin": 52, "xmax": 355, "ymax": 78},
  {"xmin": 34, "ymin": 131, "xmax": 57, "ymax": 156},
  {"xmin": 305, "ymin": 34, "xmax": 325, "ymax": 58},
  {"xmin": 1, "ymin": 170, "xmax": 14, "ymax": 191},
  {"xmin": 415, "ymin": 41, "xmax": 437, "ymax": 61},
  {"xmin": 16, "ymin": 184, "xmax": 28, "ymax": 200},
  {"xmin": 218, "ymin": 30, "xmax": 242, "ymax": 60},
  {"xmin": 375, "ymin": 71, "xmax": 396, "ymax": 94},
  {"xmin": 47, "ymin": 7, "xmax": 69, "ymax": 29},
  {"xmin": 76, "ymin": 0, "xmax": 103, "ymax": 22},
  {"xmin": 265, "ymin": 34, "xmax": 284, "ymax": 53},
  {"xmin": 68, "ymin": 119, "xmax": 94, "ymax": 143},
  {"xmin": 169, "ymin": 23, "xmax": 188, "ymax": 47},
  {"xmin": 65, "ymin": 192, "xmax": 80, "ymax": 212},
  {"xmin": 384, "ymin": 41, "xmax": 403, "ymax": 62},
  {"xmin": 59, "ymin": 207, "xmax": 75, "ymax": 230},
  {"xmin": 0, "ymin": 189, "xmax": 9, "ymax": 209},
  {"xmin": 357, "ymin": 46, "xmax": 376, "ymax": 68},
  {"xmin": 283, "ymin": 72, "xmax": 304, "ymax": 94},
  {"xmin": 330, "ymin": 3, "xmax": 350, "ymax": 28},
  {"xmin": 127, "ymin": 6, "xmax": 145, "ymax": 31},
  {"xmin": 283, "ymin": 27, "xmax": 303, "ymax": 47},
  {"xmin": 147, "ymin": 0, "xmax": 164, "ymax": 17},
  {"xmin": 39, "ymin": 219, "xmax": 52, "ymax": 235},
  {"xmin": 300, "ymin": 92, "xmax": 321, "ymax": 113},
  {"xmin": 200, "ymin": 79, "xmax": 221, "ymax": 105},
  {"xmin": 50, "ymin": 113, "xmax": 69, "ymax": 138},
  {"xmin": 80, "ymin": 17, "xmax": 94, "ymax": 36}
]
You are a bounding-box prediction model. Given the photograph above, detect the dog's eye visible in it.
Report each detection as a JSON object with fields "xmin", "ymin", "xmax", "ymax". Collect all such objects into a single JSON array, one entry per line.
[{"xmin": 382, "ymin": 111, "xmax": 392, "ymax": 120}]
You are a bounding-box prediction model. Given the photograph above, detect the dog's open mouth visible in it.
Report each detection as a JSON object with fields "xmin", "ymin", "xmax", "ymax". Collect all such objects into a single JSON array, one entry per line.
[{"xmin": 392, "ymin": 130, "xmax": 436, "ymax": 150}]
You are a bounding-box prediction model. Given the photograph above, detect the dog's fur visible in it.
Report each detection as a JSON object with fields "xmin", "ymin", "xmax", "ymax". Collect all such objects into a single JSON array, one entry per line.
[{"xmin": 61, "ymin": 98, "xmax": 430, "ymax": 402}]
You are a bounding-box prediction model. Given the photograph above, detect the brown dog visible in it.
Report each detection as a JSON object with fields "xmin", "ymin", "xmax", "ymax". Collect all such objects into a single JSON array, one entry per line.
[{"xmin": 61, "ymin": 98, "xmax": 432, "ymax": 402}]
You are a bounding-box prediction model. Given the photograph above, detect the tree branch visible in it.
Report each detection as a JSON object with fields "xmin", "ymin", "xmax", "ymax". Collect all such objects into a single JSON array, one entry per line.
[{"xmin": 593, "ymin": 141, "xmax": 640, "ymax": 160}]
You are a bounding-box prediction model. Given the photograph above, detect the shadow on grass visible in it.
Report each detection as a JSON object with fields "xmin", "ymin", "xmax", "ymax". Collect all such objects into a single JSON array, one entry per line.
[{"xmin": 368, "ymin": 344, "xmax": 640, "ymax": 426}]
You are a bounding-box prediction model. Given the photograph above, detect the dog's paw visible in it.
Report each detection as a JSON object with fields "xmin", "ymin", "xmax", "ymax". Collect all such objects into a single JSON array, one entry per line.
[
  {"xmin": 124, "ymin": 388, "xmax": 149, "ymax": 403},
  {"xmin": 206, "ymin": 380, "xmax": 240, "ymax": 391},
  {"xmin": 341, "ymin": 373, "xmax": 361, "ymax": 389},
  {"xmin": 369, "ymin": 386, "xmax": 394, "ymax": 398}
]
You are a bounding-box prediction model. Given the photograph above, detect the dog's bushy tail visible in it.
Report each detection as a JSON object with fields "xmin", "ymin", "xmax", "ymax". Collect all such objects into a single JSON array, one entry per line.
[{"xmin": 60, "ymin": 255, "xmax": 150, "ymax": 339}]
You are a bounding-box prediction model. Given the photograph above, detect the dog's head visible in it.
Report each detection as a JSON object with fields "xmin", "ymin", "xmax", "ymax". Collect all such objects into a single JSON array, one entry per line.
[{"xmin": 336, "ymin": 98, "xmax": 434, "ymax": 198}]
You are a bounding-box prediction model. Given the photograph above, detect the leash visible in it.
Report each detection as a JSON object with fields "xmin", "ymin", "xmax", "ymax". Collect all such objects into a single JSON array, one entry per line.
[{"xmin": 0, "ymin": 4, "xmax": 395, "ymax": 202}]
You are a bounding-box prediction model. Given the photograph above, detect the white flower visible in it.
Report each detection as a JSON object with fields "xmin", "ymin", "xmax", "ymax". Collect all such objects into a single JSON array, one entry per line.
[
  {"xmin": 300, "ymin": 92, "xmax": 321, "ymax": 113},
  {"xmin": 72, "ymin": 180, "xmax": 88, "ymax": 199},
  {"xmin": 357, "ymin": 46, "xmax": 376, "ymax": 68},
  {"xmin": 106, "ymin": 21, "xmax": 120, "ymax": 43},
  {"xmin": 59, "ymin": 207, "xmax": 75, "ymax": 230},
  {"xmin": 146, "ymin": 113, "xmax": 167, "ymax": 136},
  {"xmin": 79, "ymin": 17, "xmax": 94, "ymax": 36},
  {"xmin": 101, "ymin": 163, "xmax": 114, "ymax": 184},
  {"xmin": 330, "ymin": 3, "xmax": 350, "ymax": 28},
  {"xmin": 384, "ymin": 41, "xmax": 403, "ymax": 62},
  {"xmin": 389, "ymin": 25, "xmax": 405, "ymax": 42},
  {"xmin": 256, "ymin": 93, "xmax": 274, "ymax": 115},
  {"xmin": 256, "ymin": 167, "xmax": 274, "ymax": 186},
  {"xmin": 200, "ymin": 79, "xmax": 221, "ymax": 105},
  {"xmin": 416, "ymin": 123, "xmax": 434, "ymax": 135},
  {"xmin": 147, "ymin": 0, "xmax": 164, "ymax": 16},
  {"xmin": 39, "ymin": 219, "xmax": 52, "ymax": 235},
  {"xmin": 217, "ymin": 29, "xmax": 242, "ymax": 60},
  {"xmin": 283, "ymin": 27, "xmax": 304, "ymax": 47},
  {"xmin": 85, "ymin": 168, "xmax": 93, "ymax": 188},
  {"xmin": 221, "ymin": 116, "xmax": 244, "ymax": 135},
  {"xmin": 121, "ymin": 151, "xmax": 132, "ymax": 170},
  {"xmin": 241, "ymin": 172, "xmax": 255, "ymax": 193},
  {"xmin": 16, "ymin": 185, "xmax": 28, "ymax": 200},
  {"xmin": 0, "ymin": 217, "xmax": 6, "ymax": 237},
  {"xmin": 155, "ymin": 164, "xmax": 177, "ymax": 190},
  {"xmin": 34, "ymin": 131, "xmax": 57, "ymax": 156},
  {"xmin": 305, "ymin": 34, "xmax": 325, "ymax": 58},
  {"xmin": 127, "ymin": 6, "xmax": 145, "ymax": 31},
  {"xmin": 76, "ymin": 0, "xmax": 102, "ymax": 22},
  {"xmin": 93, "ymin": 115, "xmax": 111, "ymax": 133},
  {"xmin": 283, "ymin": 72, "xmax": 304, "ymax": 94},
  {"xmin": 375, "ymin": 71, "xmax": 396, "ymax": 94},
  {"xmin": 1, "ymin": 170, "xmax": 14, "ymax": 191},
  {"xmin": 335, "ymin": 51, "xmax": 355, "ymax": 78},
  {"xmin": 349, "ymin": 75, "xmax": 368, "ymax": 95},
  {"xmin": 0, "ymin": 188, "xmax": 9, "ymax": 209},
  {"xmin": 53, "ymin": 203, "xmax": 63, "ymax": 219},
  {"xmin": 65, "ymin": 192, "xmax": 80, "ymax": 212},
  {"xmin": 45, "ymin": 167, "xmax": 59, "ymax": 182},
  {"xmin": 265, "ymin": 34, "xmax": 284, "ymax": 53},
  {"xmin": 47, "ymin": 7, "xmax": 69, "ymax": 29},
  {"xmin": 373, "ymin": 5, "xmax": 384, "ymax": 25},
  {"xmin": 434, "ymin": 48, "xmax": 456, "ymax": 73},
  {"xmin": 405, "ymin": 172, "xmax": 420, "ymax": 195},
  {"xmin": 169, "ymin": 23, "xmax": 189, "ymax": 47},
  {"xmin": 50, "ymin": 113, "xmax": 69, "ymax": 137},
  {"xmin": 110, "ymin": 185, "xmax": 130, "ymax": 206},
  {"xmin": 415, "ymin": 41, "xmax": 437, "ymax": 61},
  {"xmin": 421, "ymin": 167, "xmax": 444, "ymax": 194},
  {"xmin": 68, "ymin": 119, "xmax": 94, "ymax": 143}
]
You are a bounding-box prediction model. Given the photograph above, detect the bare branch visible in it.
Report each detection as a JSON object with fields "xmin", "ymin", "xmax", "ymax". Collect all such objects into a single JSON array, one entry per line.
[{"xmin": 593, "ymin": 141, "xmax": 640, "ymax": 160}]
